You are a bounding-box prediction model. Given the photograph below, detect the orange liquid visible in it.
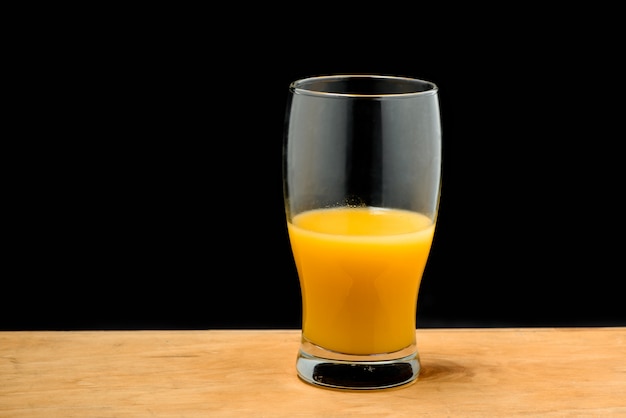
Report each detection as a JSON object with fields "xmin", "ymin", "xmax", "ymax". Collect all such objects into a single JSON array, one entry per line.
[{"xmin": 287, "ymin": 207, "xmax": 435, "ymax": 355}]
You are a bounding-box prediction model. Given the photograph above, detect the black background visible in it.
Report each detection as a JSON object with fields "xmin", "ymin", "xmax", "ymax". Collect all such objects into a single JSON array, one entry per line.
[{"xmin": 3, "ymin": 10, "xmax": 624, "ymax": 329}]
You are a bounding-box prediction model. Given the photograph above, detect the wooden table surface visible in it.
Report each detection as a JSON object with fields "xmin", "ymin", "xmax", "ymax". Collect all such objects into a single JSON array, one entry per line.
[{"xmin": 1, "ymin": 328, "xmax": 625, "ymax": 417}]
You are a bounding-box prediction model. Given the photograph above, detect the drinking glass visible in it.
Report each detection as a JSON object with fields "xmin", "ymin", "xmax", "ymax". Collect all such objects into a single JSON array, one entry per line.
[{"xmin": 283, "ymin": 75, "xmax": 442, "ymax": 390}]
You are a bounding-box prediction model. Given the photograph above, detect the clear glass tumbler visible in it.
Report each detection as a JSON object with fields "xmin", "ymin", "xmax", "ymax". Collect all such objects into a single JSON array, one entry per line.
[{"xmin": 283, "ymin": 75, "xmax": 442, "ymax": 390}]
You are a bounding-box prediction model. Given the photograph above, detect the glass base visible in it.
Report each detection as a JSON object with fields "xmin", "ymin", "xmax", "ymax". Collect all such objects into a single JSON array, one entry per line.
[{"xmin": 296, "ymin": 338, "xmax": 420, "ymax": 390}]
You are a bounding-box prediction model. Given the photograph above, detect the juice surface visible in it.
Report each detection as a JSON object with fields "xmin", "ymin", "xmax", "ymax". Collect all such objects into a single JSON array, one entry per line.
[{"xmin": 287, "ymin": 207, "xmax": 435, "ymax": 355}]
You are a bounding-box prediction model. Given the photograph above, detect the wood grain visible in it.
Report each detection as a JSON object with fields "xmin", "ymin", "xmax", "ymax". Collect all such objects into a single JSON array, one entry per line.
[{"xmin": 1, "ymin": 328, "xmax": 625, "ymax": 417}]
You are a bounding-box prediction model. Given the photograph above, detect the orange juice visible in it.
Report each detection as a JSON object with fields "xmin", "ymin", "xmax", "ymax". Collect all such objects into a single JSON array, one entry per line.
[{"xmin": 287, "ymin": 206, "xmax": 435, "ymax": 355}]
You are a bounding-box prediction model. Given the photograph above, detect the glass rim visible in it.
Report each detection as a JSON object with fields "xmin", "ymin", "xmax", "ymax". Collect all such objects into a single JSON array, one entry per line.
[{"xmin": 290, "ymin": 74, "xmax": 438, "ymax": 98}]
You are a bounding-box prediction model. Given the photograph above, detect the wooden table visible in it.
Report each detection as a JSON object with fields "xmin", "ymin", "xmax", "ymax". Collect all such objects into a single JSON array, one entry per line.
[{"xmin": 1, "ymin": 328, "xmax": 625, "ymax": 417}]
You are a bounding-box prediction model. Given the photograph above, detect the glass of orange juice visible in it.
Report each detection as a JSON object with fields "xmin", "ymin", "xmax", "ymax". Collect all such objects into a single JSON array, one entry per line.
[{"xmin": 283, "ymin": 75, "xmax": 442, "ymax": 390}]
